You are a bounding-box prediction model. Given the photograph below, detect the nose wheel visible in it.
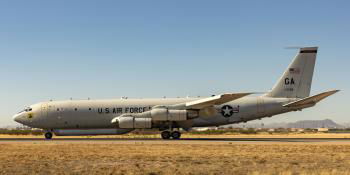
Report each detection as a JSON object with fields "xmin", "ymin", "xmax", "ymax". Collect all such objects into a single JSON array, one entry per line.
[
  {"xmin": 161, "ymin": 131, "xmax": 181, "ymax": 140},
  {"xmin": 44, "ymin": 132, "xmax": 53, "ymax": 139}
]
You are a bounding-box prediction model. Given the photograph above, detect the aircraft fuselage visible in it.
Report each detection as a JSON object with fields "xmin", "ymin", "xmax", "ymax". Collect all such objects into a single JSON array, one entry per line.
[{"xmin": 14, "ymin": 96, "xmax": 294, "ymax": 130}]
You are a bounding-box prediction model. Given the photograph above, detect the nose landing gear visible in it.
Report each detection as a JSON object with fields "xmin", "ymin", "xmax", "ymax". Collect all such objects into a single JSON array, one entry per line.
[{"xmin": 44, "ymin": 132, "xmax": 53, "ymax": 139}]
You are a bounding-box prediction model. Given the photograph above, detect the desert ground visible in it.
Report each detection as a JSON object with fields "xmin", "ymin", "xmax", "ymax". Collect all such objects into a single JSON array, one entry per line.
[{"xmin": 1, "ymin": 133, "xmax": 350, "ymax": 175}]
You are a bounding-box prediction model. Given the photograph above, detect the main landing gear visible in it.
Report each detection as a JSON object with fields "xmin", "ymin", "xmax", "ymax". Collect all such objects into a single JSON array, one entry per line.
[
  {"xmin": 44, "ymin": 132, "xmax": 53, "ymax": 139},
  {"xmin": 161, "ymin": 131, "xmax": 181, "ymax": 139},
  {"xmin": 161, "ymin": 121, "xmax": 182, "ymax": 139}
]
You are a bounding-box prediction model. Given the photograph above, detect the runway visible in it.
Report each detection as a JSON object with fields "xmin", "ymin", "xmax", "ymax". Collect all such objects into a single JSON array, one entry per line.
[{"xmin": 2, "ymin": 137, "xmax": 350, "ymax": 144}]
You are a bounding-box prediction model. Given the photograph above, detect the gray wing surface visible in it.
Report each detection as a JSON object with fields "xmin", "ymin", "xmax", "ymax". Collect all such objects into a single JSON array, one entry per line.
[{"xmin": 185, "ymin": 93, "xmax": 252, "ymax": 109}]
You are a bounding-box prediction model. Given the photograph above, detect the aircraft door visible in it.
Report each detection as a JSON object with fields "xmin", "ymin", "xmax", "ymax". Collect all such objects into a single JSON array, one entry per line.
[
  {"xmin": 49, "ymin": 104, "xmax": 66, "ymax": 127},
  {"xmin": 257, "ymin": 97, "xmax": 265, "ymax": 114},
  {"xmin": 48, "ymin": 103, "xmax": 54, "ymax": 117},
  {"xmin": 41, "ymin": 103, "xmax": 48, "ymax": 118}
]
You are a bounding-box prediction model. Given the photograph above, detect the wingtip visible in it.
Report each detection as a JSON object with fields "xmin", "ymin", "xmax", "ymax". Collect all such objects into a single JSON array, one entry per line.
[
  {"xmin": 330, "ymin": 89, "xmax": 341, "ymax": 93},
  {"xmin": 320, "ymin": 89, "xmax": 340, "ymax": 97}
]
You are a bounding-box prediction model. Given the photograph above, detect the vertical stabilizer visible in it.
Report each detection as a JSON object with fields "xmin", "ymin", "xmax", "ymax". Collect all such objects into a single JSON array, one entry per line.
[{"xmin": 265, "ymin": 47, "xmax": 318, "ymax": 98}]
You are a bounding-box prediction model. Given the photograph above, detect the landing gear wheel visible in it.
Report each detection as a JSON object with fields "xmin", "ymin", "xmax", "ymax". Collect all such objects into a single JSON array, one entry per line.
[
  {"xmin": 171, "ymin": 131, "xmax": 181, "ymax": 139},
  {"xmin": 161, "ymin": 131, "xmax": 171, "ymax": 139},
  {"xmin": 44, "ymin": 132, "xmax": 53, "ymax": 139}
]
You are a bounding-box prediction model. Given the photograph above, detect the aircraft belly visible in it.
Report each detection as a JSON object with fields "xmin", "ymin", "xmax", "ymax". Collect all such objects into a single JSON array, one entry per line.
[{"xmin": 53, "ymin": 128, "xmax": 133, "ymax": 136}]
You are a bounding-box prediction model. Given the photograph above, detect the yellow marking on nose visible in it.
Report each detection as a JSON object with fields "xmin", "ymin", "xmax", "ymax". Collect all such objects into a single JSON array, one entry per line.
[{"xmin": 28, "ymin": 113, "xmax": 33, "ymax": 119}]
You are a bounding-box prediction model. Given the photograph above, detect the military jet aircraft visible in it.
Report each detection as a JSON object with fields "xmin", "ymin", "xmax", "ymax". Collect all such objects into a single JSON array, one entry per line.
[{"xmin": 13, "ymin": 47, "xmax": 339, "ymax": 139}]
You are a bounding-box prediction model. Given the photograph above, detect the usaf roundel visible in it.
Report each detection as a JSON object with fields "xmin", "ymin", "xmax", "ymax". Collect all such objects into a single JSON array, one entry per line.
[{"xmin": 221, "ymin": 105, "xmax": 234, "ymax": 118}]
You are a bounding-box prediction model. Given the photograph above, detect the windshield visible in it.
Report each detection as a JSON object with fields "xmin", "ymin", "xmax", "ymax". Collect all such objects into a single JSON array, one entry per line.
[{"xmin": 18, "ymin": 107, "xmax": 32, "ymax": 114}]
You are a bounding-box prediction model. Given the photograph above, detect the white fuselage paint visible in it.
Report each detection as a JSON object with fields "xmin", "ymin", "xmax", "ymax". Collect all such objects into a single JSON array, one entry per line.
[{"xmin": 14, "ymin": 96, "xmax": 295, "ymax": 130}]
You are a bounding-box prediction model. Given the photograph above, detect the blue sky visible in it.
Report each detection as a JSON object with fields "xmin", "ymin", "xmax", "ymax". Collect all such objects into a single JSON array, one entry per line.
[{"xmin": 0, "ymin": 0, "xmax": 349, "ymax": 126}]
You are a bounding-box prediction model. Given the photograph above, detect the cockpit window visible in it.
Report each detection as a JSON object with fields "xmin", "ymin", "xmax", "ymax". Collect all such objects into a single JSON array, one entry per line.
[{"xmin": 18, "ymin": 107, "xmax": 32, "ymax": 113}]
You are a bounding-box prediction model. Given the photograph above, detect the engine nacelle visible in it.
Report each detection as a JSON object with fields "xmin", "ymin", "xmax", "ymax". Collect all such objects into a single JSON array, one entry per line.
[
  {"xmin": 138, "ymin": 108, "xmax": 198, "ymax": 121},
  {"xmin": 111, "ymin": 108, "xmax": 199, "ymax": 129},
  {"xmin": 116, "ymin": 116, "xmax": 152, "ymax": 129},
  {"xmin": 151, "ymin": 108, "xmax": 186, "ymax": 121}
]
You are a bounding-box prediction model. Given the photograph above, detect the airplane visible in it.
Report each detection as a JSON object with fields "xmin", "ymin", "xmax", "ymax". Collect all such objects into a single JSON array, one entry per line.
[{"xmin": 13, "ymin": 47, "xmax": 339, "ymax": 139}]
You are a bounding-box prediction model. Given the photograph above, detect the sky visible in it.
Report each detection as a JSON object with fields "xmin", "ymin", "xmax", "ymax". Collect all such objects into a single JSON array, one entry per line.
[{"xmin": 0, "ymin": 0, "xmax": 349, "ymax": 126}]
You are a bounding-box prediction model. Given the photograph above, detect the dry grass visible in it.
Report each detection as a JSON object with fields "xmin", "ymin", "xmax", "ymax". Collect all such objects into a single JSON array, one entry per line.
[{"xmin": 1, "ymin": 143, "xmax": 350, "ymax": 175}]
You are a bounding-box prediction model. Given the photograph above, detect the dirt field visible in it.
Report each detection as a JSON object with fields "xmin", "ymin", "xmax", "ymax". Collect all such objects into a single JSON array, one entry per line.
[{"xmin": 1, "ymin": 141, "xmax": 350, "ymax": 175}]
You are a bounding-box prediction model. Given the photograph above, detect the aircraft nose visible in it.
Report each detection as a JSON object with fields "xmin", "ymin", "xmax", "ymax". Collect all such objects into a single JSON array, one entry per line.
[{"xmin": 13, "ymin": 113, "xmax": 24, "ymax": 124}]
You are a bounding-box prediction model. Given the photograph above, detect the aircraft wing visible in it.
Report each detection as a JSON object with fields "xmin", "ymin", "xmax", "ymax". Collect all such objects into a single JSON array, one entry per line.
[
  {"xmin": 185, "ymin": 93, "xmax": 252, "ymax": 109},
  {"xmin": 283, "ymin": 90, "xmax": 340, "ymax": 108}
]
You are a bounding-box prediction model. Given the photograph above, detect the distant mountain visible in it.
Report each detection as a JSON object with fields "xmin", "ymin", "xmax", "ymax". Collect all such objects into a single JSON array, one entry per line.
[
  {"xmin": 225, "ymin": 119, "xmax": 344, "ymax": 129},
  {"xmin": 286, "ymin": 119, "xmax": 343, "ymax": 129},
  {"xmin": 226, "ymin": 122, "xmax": 288, "ymax": 129}
]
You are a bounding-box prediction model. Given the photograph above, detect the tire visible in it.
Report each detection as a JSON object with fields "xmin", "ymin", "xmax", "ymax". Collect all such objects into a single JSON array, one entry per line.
[
  {"xmin": 161, "ymin": 131, "xmax": 171, "ymax": 139},
  {"xmin": 44, "ymin": 132, "xmax": 53, "ymax": 139},
  {"xmin": 171, "ymin": 131, "xmax": 181, "ymax": 139}
]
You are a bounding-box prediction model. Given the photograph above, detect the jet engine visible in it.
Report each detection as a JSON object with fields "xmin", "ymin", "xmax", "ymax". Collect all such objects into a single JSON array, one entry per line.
[
  {"xmin": 139, "ymin": 108, "xmax": 198, "ymax": 121},
  {"xmin": 117, "ymin": 116, "xmax": 152, "ymax": 129},
  {"xmin": 111, "ymin": 108, "xmax": 199, "ymax": 129}
]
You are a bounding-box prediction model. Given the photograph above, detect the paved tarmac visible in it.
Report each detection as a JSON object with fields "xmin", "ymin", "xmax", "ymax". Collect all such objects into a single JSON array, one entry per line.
[{"xmin": 1, "ymin": 137, "xmax": 350, "ymax": 145}]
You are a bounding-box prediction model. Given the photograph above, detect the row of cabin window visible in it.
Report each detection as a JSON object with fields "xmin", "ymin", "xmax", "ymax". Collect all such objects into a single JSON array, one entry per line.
[{"xmin": 56, "ymin": 108, "xmax": 93, "ymax": 111}]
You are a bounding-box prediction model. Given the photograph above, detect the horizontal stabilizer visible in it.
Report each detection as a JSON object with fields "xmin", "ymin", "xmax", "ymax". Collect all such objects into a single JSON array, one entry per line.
[
  {"xmin": 186, "ymin": 93, "xmax": 252, "ymax": 109},
  {"xmin": 283, "ymin": 90, "xmax": 340, "ymax": 108}
]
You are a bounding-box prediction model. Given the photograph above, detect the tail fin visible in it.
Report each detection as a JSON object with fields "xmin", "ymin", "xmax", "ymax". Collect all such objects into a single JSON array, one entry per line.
[{"xmin": 265, "ymin": 47, "xmax": 318, "ymax": 98}]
